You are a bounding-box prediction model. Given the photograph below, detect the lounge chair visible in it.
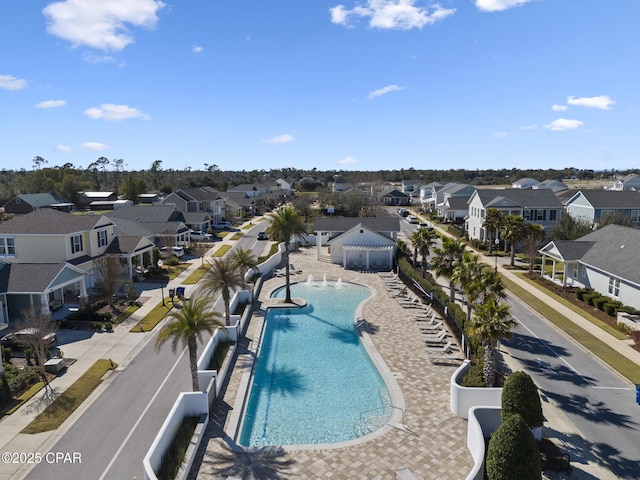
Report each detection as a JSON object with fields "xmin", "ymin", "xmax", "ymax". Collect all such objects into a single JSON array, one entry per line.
[
  {"xmin": 426, "ymin": 341, "xmax": 456, "ymax": 354},
  {"xmin": 422, "ymin": 329, "xmax": 449, "ymax": 343},
  {"xmin": 416, "ymin": 320, "xmax": 443, "ymax": 331}
]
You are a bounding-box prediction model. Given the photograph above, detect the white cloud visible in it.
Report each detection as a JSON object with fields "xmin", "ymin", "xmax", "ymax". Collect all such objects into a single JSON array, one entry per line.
[
  {"xmin": 337, "ymin": 156, "xmax": 359, "ymax": 165},
  {"xmin": 192, "ymin": 44, "xmax": 203, "ymax": 53},
  {"xmin": 55, "ymin": 145, "xmax": 71, "ymax": 152},
  {"xmin": 519, "ymin": 124, "xmax": 537, "ymax": 131},
  {"xmin": 35, "ymin": 99, "xmax": 67, "ymax": 109},
  {"xmin": 80, "ymin": 142, "xmax": 108, "ymax": 151},
  {"xmin": 330, "ymin": 1, "xmax": 456, "ymax": 30},
  {"xmin": 544, "ymin": 118, "xmax": 584, "ymax": 131},
  {"xmin": 82, "ymin": 52, "xmax": 118, "ymax": 64},
  {"xmin": 84, "ymin": 103, "xmax": 150, "ymax": 121},
  {"xmin": 368, "ymin": 84, "xmax": 405, "ymax": 99},
  {"xmin": 0, "ymin": 74, "xmax": 26, "ymax": 90},
  {"xmin": 551, "ymin": 104, "xmax": 568, "ymax": 112},
  {"xmin": 494, "ymin": 131, "xmax": 507, "ymax": 138},
  {"xmin": 42, "ymin": 0, "xmax": 166, "ymax": 51},
  {"xmin": 475, "ymin": 0, "xmax": 534, "ymax": 12},
  {"xmin": 266, "ymin": 134, "xmax": 294, "ymax": 144},
  {"xmin": 567, "ymin": 95, "xmax": 615, "ymax": 110}
]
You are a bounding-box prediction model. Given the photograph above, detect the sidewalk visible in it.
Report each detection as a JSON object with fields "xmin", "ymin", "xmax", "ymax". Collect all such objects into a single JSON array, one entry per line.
[{"xmin": 0, "ymin": 229, "xmax": 243, "ymax": 480}]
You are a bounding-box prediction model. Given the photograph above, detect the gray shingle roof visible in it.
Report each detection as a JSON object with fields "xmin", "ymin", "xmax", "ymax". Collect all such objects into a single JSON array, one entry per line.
[
  {"xmin": 0, "ymin": 209, "xmax": 107, "ymax": 235},
  {"xmin": 314, "ymin": 217, "xmax": 400, "ymax": 232},
  {"xmin": 105, "ymin": 205, "xmax": 184, "ymax": 223},
  {"xmin": 476, "ymin": 188, "xmax": 563, "ymax": 208},
  {"xmin": 576, "ymin": 190, "xmax": 640, "ymax": 209},
  {"xmin": 0, "ymin": 263, "xmax": 69, "ymax": 293}
]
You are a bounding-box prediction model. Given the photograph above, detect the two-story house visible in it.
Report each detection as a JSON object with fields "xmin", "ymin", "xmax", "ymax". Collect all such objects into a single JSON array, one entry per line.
[
  {"xmin": 161, "ymin": 186, "xmax": 224, "ymax": 225},
  {"xmin": 564, "ymin": 190, "xmax": 640, "ymax": 228},
  {"xmin": 466, "ymin": 188, "xmax": 563, "ymax": 242},
  {"xmin": 436, "ymin": 184, "xmax": 477, "ymax": 222},
  {"xmin": 105, "ymin": 205, "xmax": 191, "ymax": 248},
  {"xmin": 611, "ymin": 175, "xmax": 640, "ymax": 192},
  {"xmin": 0, "ymin": 209, "xmax": 153, "ymax": 324}
]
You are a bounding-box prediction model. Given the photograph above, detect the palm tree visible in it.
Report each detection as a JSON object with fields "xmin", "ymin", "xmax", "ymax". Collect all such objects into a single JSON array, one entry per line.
[
  {"xmin": 265, "ymin": 206, "xmax": 307, "ymax": 303},
  {"xmin": 431, "ymin": 236, "xmax": 466, "ymax": 302},
  {"xmin": 452, "ymin": 251, "xmax": 485, "ymax": 321},
  {"xmin": 483, "ymin": 208, "xmax": 503, "ymax": 254},
  {"xmin": 202, "ymin": 256, "xmax": 244, "ymax": 326},
  {"xmin": 409, "ymin": 228, "xmax": 437, "ymax": 275},
  {"xmin": 500, "ymin": 214, "xmax": 525, "ymax": 267},
  {"xmin": 231, "ymin": 247, "xmax": 258, "ymax": 287},
  {"xmin": 468, "ymin": 297, "xmax": 514, "ymax": 387},
  {"xmin": 155, "ymin": 296, "xmax": 225, "ymax": 391}
]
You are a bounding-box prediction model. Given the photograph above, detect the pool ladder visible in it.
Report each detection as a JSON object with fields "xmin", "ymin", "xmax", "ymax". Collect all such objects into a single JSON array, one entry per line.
[{"xmin": 355, "ymin": 389, "xmax": 403, "ymax": 436}]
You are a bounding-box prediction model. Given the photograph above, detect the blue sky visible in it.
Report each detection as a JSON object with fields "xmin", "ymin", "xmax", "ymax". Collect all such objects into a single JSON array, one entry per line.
[{"xmin": 1, "ymin": 0, "xmax": 638, "ymax": 172}]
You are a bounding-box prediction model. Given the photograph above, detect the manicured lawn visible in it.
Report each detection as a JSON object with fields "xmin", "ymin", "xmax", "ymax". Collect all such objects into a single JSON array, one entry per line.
[
  {"xmin": 212, "ymin": 244, "xmax": 232, "ymax": 257},
  {"xmin": 182, "ymin": 265, "xmax": 210, "ymax": 284},
  {"xmin": 1, "ymin": 382, "xmax": 46, "ymax": 415},
  {"xmin": 130, "ymin": 301, "xmax": 173, "ymax": 332},
  {"xmin": 503, "ymin": 277, "xmax": 640, "ymax": 385},
  {"xmin": 22, "ymin": 359, "xmax": 118, "ymax": 433}
]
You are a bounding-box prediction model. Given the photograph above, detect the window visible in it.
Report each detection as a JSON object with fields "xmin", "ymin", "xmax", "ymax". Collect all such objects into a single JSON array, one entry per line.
[
  {"xmin": 608, "ymin": 276, "xmax": 620, "ymax": 297},
  {"xmin": 550, "ymin": 210, "xmax": 557, "ymax": 221},
  {"xmin": 97, "ymin": 230, "xmax": 108, "ymax": 248},
  {"xmin": 572, "ymin": 264, "xmax": 578, "ymax": 279},
  {"xmin": 71, "ymin": 235, "xmax": 83, "ymax": 254},
  {"xmin": 0, "ymin": 237, "xmax": 16, "ymax": 256}
]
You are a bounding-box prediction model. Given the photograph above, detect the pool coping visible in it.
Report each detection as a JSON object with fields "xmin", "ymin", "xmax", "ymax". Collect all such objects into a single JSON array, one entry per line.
[{"xmin": 224, "ymin": 280, "xmax": 407, "ymax": 453}]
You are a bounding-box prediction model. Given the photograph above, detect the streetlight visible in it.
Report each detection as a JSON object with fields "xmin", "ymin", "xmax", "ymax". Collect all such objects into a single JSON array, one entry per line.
[
  {"xmin": 157, "ymin": 259, "xmax": 165, "ymax": 306},
  {"xmin": 494, "ymin": 237, "xmax": 500, "ymax": 271}
]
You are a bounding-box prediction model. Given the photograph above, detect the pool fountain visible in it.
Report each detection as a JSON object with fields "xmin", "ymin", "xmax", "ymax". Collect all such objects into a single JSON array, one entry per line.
[
  {"xmin": 306, "ymin": 274, "xmax": 314, "ymax": 285},
  {"xmin": 322, "ymin": 273, "xmax": 328, "ymax": 286},
  {"xmin": 336, "ymin": 278, "xmax": 343, "ymax": 288}
]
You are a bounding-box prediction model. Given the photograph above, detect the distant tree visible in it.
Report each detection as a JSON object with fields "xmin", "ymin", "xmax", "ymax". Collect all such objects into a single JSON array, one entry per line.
[
  {"xmin": 486, "ymin": 414, "xmax": 541, "ymax": 480},
  {"xmin": 55, "ymin": 172, "xmax": 90, "ymax": 205},
  {"xmin": 520, "ymin": 223, "xmax": 545, "ymax": 273},
  {"xmin": 120, "ymin": 174, "xmax": 147, "ymax": 202},
  {"xmin": 150, "ymin": 160, "xmax": 163, "ymax": 191},
  {"xmin": 484, "ymin": 208, "xmax": 504, "ymax": 254},
  {"xmin": 500, "ymin": 215, "xmax": 525, "ymax": 267},
  {"xmin": 597, "ymin": 211, "xmax": 635, "ymax": 229},
  {"xmin": 94, "ymin": 256, "xmax": 126, "ymax": 307},
  {"xmin": 154, "ymin": 297, "xmax": 225, "ymax": 391},
  {"xmin": 32, "ymin": 156, "xmax": 47, "ymax": 170},
  {"xmin": 548, "ymin": 214, "xmax": 592, "ymax": 240}
]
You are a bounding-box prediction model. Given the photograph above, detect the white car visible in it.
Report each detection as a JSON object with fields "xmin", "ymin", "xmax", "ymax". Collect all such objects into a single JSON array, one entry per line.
[
  {"xmin": 190, "ymin": 230, "xmax": 213, "ymax": 241},
  {"xmin": 212, "ymin": 222, "xmax": 232, "ymax": 230},
  {"xmin": 407, "ymin": 215, "xmax": 418, "ymax": 224},
  {"xmin": 160, "ymin": 246, "xmax": 185, "ymax": 258}
]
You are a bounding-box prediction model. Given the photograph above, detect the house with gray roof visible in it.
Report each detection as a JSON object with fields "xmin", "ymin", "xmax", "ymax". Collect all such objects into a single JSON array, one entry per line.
[
  {"xmin": 380, "ymin": 189, "xmax": 410, "ymax": 206},
  {"xmin": 161, "ymin": 186, "xmax": 224, "ymax": 223},
  {"xmin": 538, "ymin": 224, "xmax": 640, "ymax": 310},
  {"xmin": 611, "ymin": 174, "xmax": 640, "ymax": 192},
  {"xmin": 0, "ymin": 209, "xmax": 152, "ymax": 324},
  {"xmin": 466, "ymin": 188, "xmax": 563, "ymax": 242},
  {"xmin": 104, "ymin": 205, "xmax": 190, "ymax": 248},
  {"xmin": 313, "ymin": 217, "xmax": 400, "ymax": 270},
  {"xmin": 3, "ymin": 192, "xmax": 72, "ymax": 214},
  {"xmin": 564, "ymin": 190, "xmax": 640, "ymax": 228}
]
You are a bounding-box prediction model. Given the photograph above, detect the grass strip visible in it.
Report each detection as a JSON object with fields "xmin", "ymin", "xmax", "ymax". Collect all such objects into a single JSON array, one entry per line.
[
  {"xmin": 230, "ymin": 232, "xmax": 243, "ymax": 241},
  {"xmin": 212, "ymin": 244, "xmax": 232, "ymax": 257},
  {"xmin": 113, "ymin": 304, "xmax": 140, "ymax": 324},
  {"xmin": 182, "ymin": 266, "xmax": 209, "ymax": 285},
  {"xmin": 1, "ymin": 382, "xmax": 46, "ymax": 415},
  {"xmin": 514, "ymin": 274, "xmax": 627, "ymax": 340},
  {"xmin": 22, "ymin": 359, "xmax": 117, "ymax": 433},
  {"xmin": 130, "ymin": 301, "xmax": 173, "ymax": 332},
  {"xmin": 503, "ymin": 277, "xmax": 640, "ymax": 384}
]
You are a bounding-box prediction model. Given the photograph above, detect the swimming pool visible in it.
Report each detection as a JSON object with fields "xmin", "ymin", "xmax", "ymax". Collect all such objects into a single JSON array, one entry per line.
[{"xmin": 239, "ymin": 281, "xmax": 392, "ymax": 447}]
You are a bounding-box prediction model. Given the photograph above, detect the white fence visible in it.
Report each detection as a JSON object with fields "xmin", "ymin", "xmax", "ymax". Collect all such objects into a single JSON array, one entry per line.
[{"xmin": 450, "ymin": 359, "xmax": 502, "ymax": 419}]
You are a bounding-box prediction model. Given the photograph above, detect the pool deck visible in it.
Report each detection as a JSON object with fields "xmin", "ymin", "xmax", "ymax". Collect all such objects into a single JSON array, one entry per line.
[{"xmin": 189, "ymin": 247, "xmax": 473, "ymax": 480}]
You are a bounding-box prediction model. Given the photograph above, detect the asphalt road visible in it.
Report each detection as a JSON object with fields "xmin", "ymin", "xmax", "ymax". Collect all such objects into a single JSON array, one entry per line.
[
  {"xmin": 502, "ymin": 294, "xmax": 640, "ymax": 479},
  {"xmin": 26, "ymin": 220, "xmax": 271, "ymax": 480}
]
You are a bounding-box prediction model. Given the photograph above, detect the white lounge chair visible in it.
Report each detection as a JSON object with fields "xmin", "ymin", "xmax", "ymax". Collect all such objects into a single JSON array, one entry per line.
[
  {"xmin": 426, "ymin": 341, "xmax": 456, "ymax": 354},
  {"xmin": 422, "ymin": 329, "xmax": 449, "ymax": 343}
]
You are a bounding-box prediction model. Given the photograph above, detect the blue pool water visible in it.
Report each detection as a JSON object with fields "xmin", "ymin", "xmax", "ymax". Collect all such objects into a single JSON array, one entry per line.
[{"xmin": 239, "ymin": 281, "xmax": 391, "ymax": 447}]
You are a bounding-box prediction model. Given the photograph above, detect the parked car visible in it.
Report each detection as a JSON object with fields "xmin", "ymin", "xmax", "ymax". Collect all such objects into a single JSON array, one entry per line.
[
  {"xmin": 397, "ymin": 208, "xmax": 409, "ymax": 217},
  {"xmin": 212, "ymin": 222, "xmax": 232, "ymax": 230},
  {"xmin": 407, "ymin": 215, "xmax": 418, "ymax": 224},
  {"xmin": 189, "ymin": 230, "xmax": 213, "ymax": 241},
  {"xmin": 257, "ymin": 231, "xmax": 267, "ymax": 240},
  {"xmin": 0, "ymin": 329, "xmax": 57, "ymax": 349},
  {"xmin": 160, "ymin": 246, "xmax": 185, "ymax": 258}
]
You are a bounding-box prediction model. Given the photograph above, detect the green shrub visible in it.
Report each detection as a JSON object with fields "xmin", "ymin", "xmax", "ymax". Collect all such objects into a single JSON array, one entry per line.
[
  {"xmin": 576, "ymin": 288, "xmax": 593, "ymax": 301},
  {"xmin": 2, "ymin": 347, "xmax": 11, "ymax": 363},
  {"xmin": 502, "ymin": 371, "xmax": 543, "ymax": 429},
  {"xmin": 91, "ymin": 322, "xmax": 103, "ymax": 330},
  {"xmin": 582, "ymin": 292, "xmax": 599, "ymax": 306},
  {"xmin": 157, "ymin": 416, "xmax": 199, "ymax": 480},
  {"xmin": 24, "ymin": 348, "xmax": 33, "ymax": 366},
  {"xmin": 604, "ymin": 301, "xmax": 622, "ymax": 317},
  {"xmin": 104, "ymin": 322, "xmax": 113, "ymax": 331},
  {"xmin": 486, "ymin": 414, "xmax": 541, "ymax": 480},
  {"xmin": 592, "ymin": 296, "xmax": 610, "ymax": 311},
  {"xmin": 3, "ymin": 364, "xmax": 40, "ymax": 397}
]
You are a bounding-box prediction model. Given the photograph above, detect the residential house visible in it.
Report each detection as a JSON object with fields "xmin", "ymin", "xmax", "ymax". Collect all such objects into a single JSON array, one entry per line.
[
  {"xmin": 532, "ymin": 179, "xmax": 568, "ymax": 192},
  {"xmin": 401, "ymin": 179, "xmax": 424, "ymax": 194},
  {"xmin": 0, "ymin": 209, "xmax": 152, "ymax": 324},
  {"xmin": 466, "ymin": 188, "xmax": 563, "ymax": 242},
  {"xmin": 138, "ymin": 193, "xmax": 161, "ymax": 204},
  {"xmin": 105, "ymin": 205, "xmax": 191, "ymax": 248},
  {"xmin": 511, "ymin": 178, "xmax": 539, "ymax": 189},
  {"xmin": 161, "ymin": 186, "xmax": 224, "ymax": 223},
  {"xmin": 611, "ymin": 175, "xmax": 640, "ymax": 192},
  {"xmin": 564, "ymin": 190, "xmax": 640, "ymax": 228},
  {"xmin": 435, "ymin": 184, "xmax": 477, "ymax": 222},
  {"xmin": 3, "ymin": 192, "xmax": 73, "ymax": 214},
  {"xmin": 77, "ymin": 191, "xmax": 118, "ymax": 209},
  {"xmin": 419, "ymin": 182, "xmax": 444, "ymax": 211},
  {"xmin": 313, "ymin": 217, "xmax": 400, "ymax": 270},
  {"xmin": 227, "ymin": 183, "xmax": 270, "ymax": 198},
  {"xmin": 538, "ymin": 224, "xmax": 640, "ymax": 310},
  {"xmin": 380, "ymin": 190, "xmax": 411, "ymax": 206}
]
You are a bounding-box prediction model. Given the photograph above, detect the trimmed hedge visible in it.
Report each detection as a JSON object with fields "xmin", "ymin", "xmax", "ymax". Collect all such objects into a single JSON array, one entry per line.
[
  {"xmin": 502, "ymin": 371, "xmax": 543, "ymax": 429},
  {"xmin": 486, "ymin": 414, "xmax": 541, "ymax": 480},
  {"xmin": 592, "ymin": 296, "xmax": 610, "ymax": 311}
]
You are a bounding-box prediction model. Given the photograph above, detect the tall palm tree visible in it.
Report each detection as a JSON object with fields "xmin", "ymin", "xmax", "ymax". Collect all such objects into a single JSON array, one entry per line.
[
  {"xmin": 155, "ymin": 297, "xmax": 225, "ymax": 391},
  {"xmin": 431, "ymin": 236, "xmax": 466, "ymax": 301},
  {"xmin": 468, "ymin": 297, "xmax": 514, "ymax": 387},
  {"xmin": 483, "ymin": 208, "xmax": 503, "ymax": 254},
  {"xmin": 452, "ymin": 251, "xmax": 485, "ymax": 321},
  {"xmin": 500, "ymin": 214, "xmax": 525, "ymax": 267},
  {"xmin": 265, "ymin": 206, "xmax": 307, "ymax": 303},
  {"xmin": 202, "ymin": 256, "xmax": 244, "ymax": 326},
  {"xmin": 231, "ymin": 247, "xmax": 258, "ymax": 287},
  {"xmin": 418, "ymin": 229, "xmax": 438, "ymax": 277}
]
